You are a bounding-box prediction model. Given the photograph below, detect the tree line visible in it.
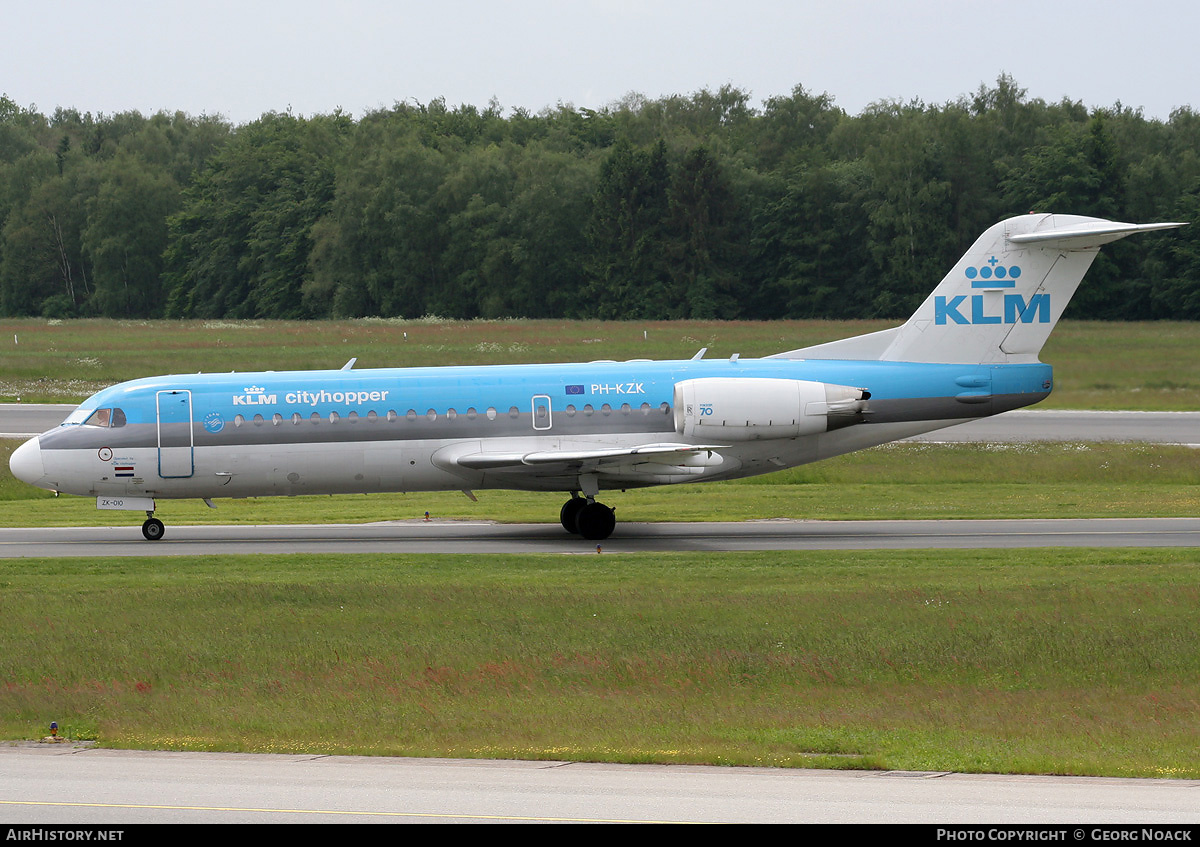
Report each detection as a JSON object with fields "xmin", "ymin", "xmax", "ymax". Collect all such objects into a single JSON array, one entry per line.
[{"xmin": 2, "ymin": 75, "xmax": 1199, "ymax": 323}]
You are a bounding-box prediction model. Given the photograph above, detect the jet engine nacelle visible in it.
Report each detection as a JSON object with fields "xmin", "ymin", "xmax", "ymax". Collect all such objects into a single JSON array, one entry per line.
[{"xmin": 673, "ymin": 378, "xmax": 869, "ymax": 441}]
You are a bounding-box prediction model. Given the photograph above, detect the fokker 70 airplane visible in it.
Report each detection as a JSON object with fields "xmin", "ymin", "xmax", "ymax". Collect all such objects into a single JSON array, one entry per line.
[{"xmin": 9, "ymin": 213, "xmax": 1184, "ymax": 541}]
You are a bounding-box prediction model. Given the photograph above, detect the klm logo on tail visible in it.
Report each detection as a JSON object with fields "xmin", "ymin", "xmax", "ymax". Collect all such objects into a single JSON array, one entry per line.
[
  {"xmin": 936, "ymin": 260, "xmax": 1049, "ymax": 325},
  {"xmin": 935, "ymin": 293, "xmax": 1050, "ymax": 325}
]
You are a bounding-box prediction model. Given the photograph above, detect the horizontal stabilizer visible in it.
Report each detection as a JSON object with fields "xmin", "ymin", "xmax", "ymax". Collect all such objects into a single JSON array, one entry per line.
[{"xmin": 1007, "ymin": 220, "xmax": 1187, "ymax": 249}]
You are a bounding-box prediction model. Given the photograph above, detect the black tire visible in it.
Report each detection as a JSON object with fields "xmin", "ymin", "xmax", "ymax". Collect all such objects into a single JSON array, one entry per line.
[
  {"xmin": 142, "ymin": 518, "xmax": 165, "ymax": 541},
  {"xmin": 560, "ymin": 497, "xmax": 587, "ymax": 534},
  {"xmin": 574, "ymin": 502, "xmax": 616, "ymax": 541}
]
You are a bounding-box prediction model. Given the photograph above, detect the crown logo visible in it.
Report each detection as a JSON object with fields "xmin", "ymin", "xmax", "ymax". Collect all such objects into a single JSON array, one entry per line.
[
  {"xmin": 966, "ymin": 256, "xmax": 1021, "ymax": 288},
  {"xmin": 243, "ymin": 385, "xmax": 265, "ymax": 394}
]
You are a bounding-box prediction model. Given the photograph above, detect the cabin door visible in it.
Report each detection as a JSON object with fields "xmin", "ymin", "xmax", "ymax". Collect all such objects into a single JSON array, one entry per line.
[
  {"xmin": 531, "ymin": 394, "xmax": 552, "ymax": 431},
  {"xmin": 156, "ymin": 389, "xmax": 194, "ymax": 478}
]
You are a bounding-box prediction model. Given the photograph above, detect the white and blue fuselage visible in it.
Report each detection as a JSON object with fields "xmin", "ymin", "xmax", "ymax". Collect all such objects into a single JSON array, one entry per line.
[
  {"xmin": 9, "ymin": 213, "xmax": 1184, "ymax": 540},
  {"xmin": 13, "ymin": 356, "xmax": 1051, "ymax": 500}
]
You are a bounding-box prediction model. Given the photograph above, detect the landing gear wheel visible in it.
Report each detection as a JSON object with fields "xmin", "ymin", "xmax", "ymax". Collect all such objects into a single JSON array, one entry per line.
[
  {"xmin": 560, "ymin": 496, "xmax": 587, "ymax": 534},
  {"xmin": 142, "ymin": 518, "xmax": 165, "ymax": 541},
  {"xmin": 574, "ymin": 502, "xmax": 616, "ymax": 541}
]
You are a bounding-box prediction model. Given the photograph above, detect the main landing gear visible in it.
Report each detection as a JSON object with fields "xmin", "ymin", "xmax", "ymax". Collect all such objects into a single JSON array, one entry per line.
[
  {"xmin": 560, "ymin": 494, "xmax": 616, "ymax": 541},
  {"xmin": 142, "ymin": 511, "xmax": 165, "ymax": 541}
]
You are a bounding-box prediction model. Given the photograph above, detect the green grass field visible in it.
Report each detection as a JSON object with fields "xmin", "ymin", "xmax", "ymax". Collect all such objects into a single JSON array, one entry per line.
[
  {"xmin": 1, "ymin": 317, "xmax": 1197, "ymax": 776},
  {"xmin": 3, "ymin": 550, "xmax": 1199, "ymax": 778}
]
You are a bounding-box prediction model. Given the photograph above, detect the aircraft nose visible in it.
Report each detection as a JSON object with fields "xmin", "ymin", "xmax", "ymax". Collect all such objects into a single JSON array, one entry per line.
[{"xmin": 9, "ymin": 437, "xmax": 45, "ymax": 486}]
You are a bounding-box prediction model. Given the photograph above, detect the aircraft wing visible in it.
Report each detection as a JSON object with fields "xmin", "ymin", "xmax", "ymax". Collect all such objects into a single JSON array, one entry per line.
[
  {"xmin": 448, "ymin": 442, "xmax": 729, "ymax": 481},
  {"xmin": 455, "ymin": 442, "xmax": 725, "ymax": 469}
]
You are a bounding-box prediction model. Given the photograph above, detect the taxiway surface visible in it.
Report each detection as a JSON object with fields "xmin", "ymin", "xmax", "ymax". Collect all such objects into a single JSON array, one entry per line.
[
  {"xmin": 4, "ymin": 745, "xmax": 1199, "ymax": 824},
  {"xmin": 3, "ymin": 517, "xmax": 1200, "ymax": 557}
]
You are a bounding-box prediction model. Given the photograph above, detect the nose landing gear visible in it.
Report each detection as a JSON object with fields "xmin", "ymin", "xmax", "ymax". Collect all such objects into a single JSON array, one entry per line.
[{"xmin": 142, "ymin": 511, "xmax": 165, "ymax": 541}]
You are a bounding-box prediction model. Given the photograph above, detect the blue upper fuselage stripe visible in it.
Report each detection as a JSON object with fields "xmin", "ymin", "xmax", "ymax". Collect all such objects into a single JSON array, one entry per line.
[{"xmin": 72, "ymin": 359, "xmax": 1053, "ymax": 425}]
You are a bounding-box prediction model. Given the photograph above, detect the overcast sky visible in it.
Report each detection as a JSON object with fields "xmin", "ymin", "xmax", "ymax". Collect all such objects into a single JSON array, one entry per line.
[{"xmin": 5, "ymin": 0, "xmax": 1198, "ymax": 125}]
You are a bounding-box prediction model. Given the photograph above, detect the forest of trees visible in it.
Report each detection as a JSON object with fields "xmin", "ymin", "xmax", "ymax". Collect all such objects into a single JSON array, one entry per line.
[{"xmin": 2, "ymin": 75, "xmax": 1199, "ymax": 322}]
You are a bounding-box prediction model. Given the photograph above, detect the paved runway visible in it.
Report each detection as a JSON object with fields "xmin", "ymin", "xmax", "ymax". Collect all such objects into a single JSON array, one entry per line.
[
  {"xmin": 4, "ymin": 745, "xmax": 1199, "ymax": 824},
  {"xmin": 3, "ymin": 517, "xmax": 1199, "ymax": 557},
  {"xmin": 909, "ymin": 409, "xmax": 1200, "ymax": 445},
  {"xmin": 0, "ymin": 403, "xmax": 74, "ymax": 438}
]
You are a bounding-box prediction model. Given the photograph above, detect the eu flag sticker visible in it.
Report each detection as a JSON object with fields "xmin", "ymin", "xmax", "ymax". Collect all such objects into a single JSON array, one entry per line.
[{"xmin": 565, "ymin": 384, "xmax": 585, "ymax": 395}]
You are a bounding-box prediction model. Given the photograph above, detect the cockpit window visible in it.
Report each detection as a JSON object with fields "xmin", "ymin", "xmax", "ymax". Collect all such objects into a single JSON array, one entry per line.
[
  {"xmin": 84, "ymin": 409, "xmax": 111, "ymax": 427},
  {"xmin": 82, "ymin": 408, "xmax": 126, "ymax": 428},
  {"xmin": 63, "ymin": 408, "xmax": 94, "ymax": 425}
]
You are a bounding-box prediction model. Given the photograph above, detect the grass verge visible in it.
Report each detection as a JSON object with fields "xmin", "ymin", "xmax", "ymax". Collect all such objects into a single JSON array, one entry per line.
[{"xmin": 2, "ymin": 549, "xmax": 1199, "ymax": 778}]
